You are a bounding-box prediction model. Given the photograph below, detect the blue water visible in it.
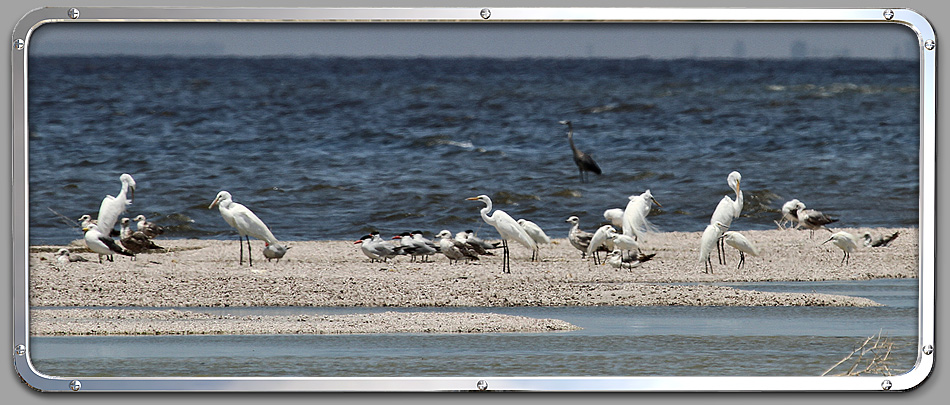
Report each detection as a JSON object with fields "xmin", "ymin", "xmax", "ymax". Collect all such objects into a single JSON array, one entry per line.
[
  {"xmin": 30, "ymin": 279, "xmax": 919, "ymax": 377},
  {"xmin": 27, "ymin": 57, "xmax": 919, "ymax": 245}
]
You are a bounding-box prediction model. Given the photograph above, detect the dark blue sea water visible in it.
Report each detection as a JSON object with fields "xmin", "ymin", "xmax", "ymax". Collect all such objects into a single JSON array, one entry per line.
[{"xmin": 27, "ymin": 57, "xmax": 920, "ymax": 245}]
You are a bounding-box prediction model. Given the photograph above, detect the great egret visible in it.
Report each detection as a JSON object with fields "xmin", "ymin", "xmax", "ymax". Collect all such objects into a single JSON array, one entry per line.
[
  {"xmin": 700, "ymin": 222, "xmax": 729, "ymax": 274},
  {"xmin": 517, "ymin": 218, "xmax": 551, "ymax": 261},
  {"xmin": 863, "ymin": 231, "xmax": 899, "ymax": 247},
  {"xmin": 263, "ymin": 243, "xmax": 290, "ymax": 262},
  {"xmin": 606, "ymin": 250, "xmax": 657, "ymax": 269},
  {"xmin": 436, "ymin": 229, "xmax": 480, "ymax": 264},
  {"xmin": 720, "ymin": 231, "xmax": 759, "ymax": 270},
  {"xmin": 793, "ymin": 202, "xmax": 837, "ymax": 237},
  {"xmin": 560, "ymin": 120, "xmax": 602, "ymax": 182},
  {"xmin": 709, "ymin": 171, "xmax": 742, "ymax": 264},
  {"xmin": 209, "ymin": 190, "xmax": 279, "ymax": 266},
  {"xmin": 132, "ymin": 214, "xmax": 165, "ymax": 238},
  {"xmin": 565, "ymin": 216, "xmax": 594, "ymax": 258},
  {"xmin": 622, "ymin": 190, "xmax": 661, "ymax": 242},
  {"xmin": 467, "ymin": 195, "xmax": 536, "ymax": 273},
  {"xmin": 587, "ymin": 224, "xmax": 616, "ymax": 265},
  {"xmin": 119, "ymin": 217, "xmax": 163, "ymax": 257},
  {"xmin": 603, "ymin": 208, "xmax": 624, "ymax": 228},
  {"xmin": 823, "ymin": 231, "xmax": 858, "ymax": 265},
  {"xmin": 775, "ymin": 199, "xmax": 802, "ymax": 230},
  {"xmin": 55, "ymin": 248, "xmax": 88, "ymax": 265},
  {"xmin": 83, "ymin": 225, "xmax": 134, "ymax": 263},
  {"xmin": 96, "ymin": 173, "xmax": 136, "ymax": 236}
]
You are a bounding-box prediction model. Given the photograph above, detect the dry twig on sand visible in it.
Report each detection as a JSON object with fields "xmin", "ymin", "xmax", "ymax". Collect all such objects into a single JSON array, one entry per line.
[{"xmin": 821, "ymin": 331, "xmax": 904, "ymax": 376}]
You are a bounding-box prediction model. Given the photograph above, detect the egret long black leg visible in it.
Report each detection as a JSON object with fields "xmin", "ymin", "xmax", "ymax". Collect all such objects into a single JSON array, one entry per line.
[
  {"xmin": 736, "ymin": 251, "xmax": 745, "ymax": 270},
  {"xmin": 238, "ymin": 234, "xmax": 244, "ymax": 265},
  {"xmin": 246, "ymin": 236, "xmax": 253, "ymax": 266},
  {"xmin": 502, "ymin": 239, "xmax": 510, "ymax": 273}
]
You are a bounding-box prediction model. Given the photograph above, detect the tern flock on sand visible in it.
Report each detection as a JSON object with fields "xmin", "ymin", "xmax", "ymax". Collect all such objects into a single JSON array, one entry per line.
[{"xmin": 68, "ymin": 145, "xmax": 895, "ymax": 271}]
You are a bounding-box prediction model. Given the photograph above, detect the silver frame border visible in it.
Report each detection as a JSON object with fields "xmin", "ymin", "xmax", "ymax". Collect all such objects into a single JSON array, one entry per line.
[{"xmin": 10, "ymin": 7, "xmax": 936, "ymax": 392}]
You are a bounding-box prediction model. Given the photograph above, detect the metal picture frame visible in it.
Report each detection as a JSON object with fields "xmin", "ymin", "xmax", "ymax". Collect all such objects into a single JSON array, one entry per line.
[{"xmin": 11, "ymin": 7, "xmax": 935, "ymax": 392}]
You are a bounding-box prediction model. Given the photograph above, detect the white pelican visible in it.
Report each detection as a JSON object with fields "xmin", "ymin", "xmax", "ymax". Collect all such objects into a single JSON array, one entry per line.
[
  {"xmin": 622, "ymin": 189, "xmax": 661, "ymax": 242},
  {"xmin": 565, "ymin": 216, "xmax": 593, "ymax": 258},
  {"xmin": 863, "ymin": 231, "xmax": 900, "ymax": 248},
  {"xmin": 95, "ymin": 173, "xmax": 136, "ymax": 236},
  {"xmin": 263, "ymin": 243, "xmax": 290, "ymax": 262},
  {"xmin": 83, "ymin": 225, "xmax": 134, "ymax": 263},
  {"xmin": 720, "ymin": 231, "xmax": 759, "ymax": 270},
  {"xmin": 436, "ymin": 229, "xmax": 480, "ymax": 264},
  {"xmin": 133, "ymin": 214, "xmax": 165, "ymax": 238},
  {"xmin": 587, "ymin": 224, "xmax": 616, "ymax": 265},
  {"xmin": 823, "ymin": 231, "xmax": 859, "ymax": 265},
  {"xmin": 606, "ymin": 250, "xmax": 657, "ymax": 269},
  {"xmin": 119, "ymin": 217, "xmax": 163, "ymax": 257},
  {"xmin": 55, "ymin": 248, "xmax": 88, "ymax": 265},
  {"xmin": 467, "ymin": 195, "xmax": 536, "ymax": 273},
  {"xmin": 793, "ymin": 202, "xmax": 837, "ymax": 237},
  {"xmin": 517, "ymin": 218, "xmax": 551, "ymax": 261},
  {"xmin": 700, "ymin": 222, "xmax": 729, "ymax": 274},
  {"xmin": 209, "ymin": 190, "xmax": 279, "ymax": 266},
  {"xmin": 709, "ymin": 171, "xmax": 742, "ymax": 264},
  {"xmin": 603, "ymin": 208, "xmax": 624, "ymax": 228},
  {"xmin": 560, "ymin": 120, "xmax": 602, "ymax": 182},
  {"xmin": 775, "ymin": 199, "xmax": 802, "ymax": 230}
]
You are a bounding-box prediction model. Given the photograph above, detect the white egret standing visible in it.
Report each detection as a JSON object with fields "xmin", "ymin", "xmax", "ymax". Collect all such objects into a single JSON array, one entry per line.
[
  {"xmin": 823, "ymin": 231, "xmax": 859, "ymax": 265},
  {"xmin": 83, "ymin": 225, "xmax": 134, "ymax": 263},
  {"xmin": 700, "ymin": 222, "xmax": 729, "ymax": 274},
  {"xmin": 209, "ymin": 190, "xmax": 279, "ymax": 266},
  {"xmin": 96, "ymin": 173, "xmax": 136, "ymax": 236},
  {"xmin": 517, "ymin": 218, "xmax": 551, "ymax": 261},
  {"xmin": 622, "ymin": 190, "xmax": 661, "ymax": 242},
  {"xmin": 587, "ymin": 224, "xmax": 616, "ymax": 265},
  {"xmin": 467, "ymin": 195, "xmax": 536, "ymax": 273},
  {"xmin": 720, "ymin": 231, "xmax": 759, "ymax": 270},
  {"xmin": 565, "ymin": 216, "xmax": 593, "ymax": 258},
  {"xmin": 709, "ymin": 171, "xmax": 742, "ymax": 265}
]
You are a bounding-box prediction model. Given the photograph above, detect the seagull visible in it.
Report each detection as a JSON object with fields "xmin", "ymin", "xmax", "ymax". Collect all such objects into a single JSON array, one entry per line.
[
  {"xmin": 565, "ymin": 216, "xmax": 594, "ymax": 258},
  {"xmin": 209, "ymin": 190, "xmax": 279, "ymax": 266},
  {"xmin": 606, "ymin": 250, "xmax": 657, "ymax": 269},
  {"xmin": 863, "ymin": 231, "xmax": 900, "ymax": 248},
  {"xmin": 560, "ymin": 120, "xmax": 602, "ymax": 182},
  {"xmin": 603, "ymin": 208, "xmax": 624, "ymax": 228},
  {"xmin": 263, "ymin": 243, "xmax": 290, "ymax": 262},
  {"xmin": 55, "ymin": 248, "xmax": 88, "ymax": 265},
  {"xmin": 436, "ymin": 229, "xmax": 480, "ymax": 264},
  {"xmin": 622, "ymin": 189, "xmax": 661, "ymax": 242},
  {"xmin": 119, "ymin": 217, "xmax": 163, "ymax": 257},
  {"xmin": 793, "ymin": 201, "xmax": 837, "ymax": 237},
  {"xmin": 95, "ymin": 173, "xmax": 136, "ymax": 237},
  {"xmin": 517, "ymin": 218, "xmax": 551, "ymax": 261},
  {"xmin": 132, "ymin": 214, "xmax": 165, "ymax": 238},
  {"xmin": 77, "ymin": 214, "xmax": 119, "ymax": 237},
  {"xmin": 775, "ymin": 199, "xmax": 803, "ymax": 230},
  {"xmin": 83, "ymin": 225, "xmax": 134, "ymax": 263},
  {"xmin": 467, "ymin": 195, "xmax": 536, "ymax": 273},
  {"xmin": 587, "ymin": 224, "xmax": 616, "ymax": 265},
  {"xmin": 700, "ymin": 222, "xmax": 729, "ymax": 274},
  {"xmin": 823, "ymin": 231, "xmax": 859, "ymax": 265},
  {"xmin": 719, "ymin": 231, "xmax": 759, "ymax": 270},
  {"xmin": 355, "ymin": 233, "xmax": 401, "ymax": 262},
  {"xmin": 709, "ymin": 171, "xmax": 742, "ymax": 264}
]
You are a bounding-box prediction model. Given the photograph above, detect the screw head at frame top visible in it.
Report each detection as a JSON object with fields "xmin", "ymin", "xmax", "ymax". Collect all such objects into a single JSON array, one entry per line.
[
  {"xmin": 68, "ymin": 8, "xmax": 80, "ymax": 19},
  {"xmin": 480, "ymin": 8, "xmax": 491, "ymax": 19},
  {"xmin": 883, "ymin": 9, "xmax": 895, "ymax": 20},
  {"xmin": 925, "ymin": 40, "xmax": 936, "ymax": 51},
  {"xmin": 69, "ymin": 380, "xmax": 82, "ymax": 391},
  {"xmin": 13, "ymin": 39, "xmax": 24, "ymax": 51}
]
